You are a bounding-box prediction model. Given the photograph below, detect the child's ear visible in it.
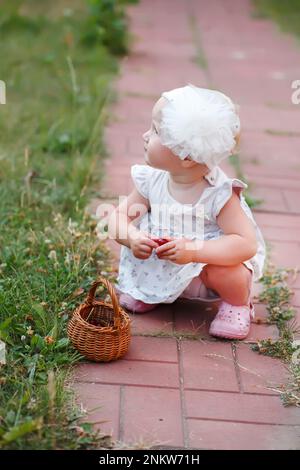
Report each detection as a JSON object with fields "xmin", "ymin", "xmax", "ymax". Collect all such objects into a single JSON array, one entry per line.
[
  {"xmin": 232, "ymin": 132, "xmax": 241, "ymax": 153},
  {"xmin": 181, "ymin": 157, "xmax": 198, "ymax": 168}
]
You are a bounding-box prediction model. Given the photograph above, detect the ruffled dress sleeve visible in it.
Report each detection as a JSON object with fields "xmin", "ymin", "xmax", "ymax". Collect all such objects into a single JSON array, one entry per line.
[
  {"xmin": 131, "ymin": 164, "xmax": 154, "ymax": 199},
  {"xmin": 212, "ymin": 178, "xmax": 248, "ymax": 219}
]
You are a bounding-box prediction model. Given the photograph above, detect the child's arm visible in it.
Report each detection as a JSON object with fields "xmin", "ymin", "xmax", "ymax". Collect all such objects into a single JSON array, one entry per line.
[
  {"xmin": 193, "ymin": 192, "xmax": 257, "ymax": 265},
  {"xmin": 108, "ymin": 187, "xmax": 158, "ymax": 258},
  {"xmin": 156, "ymin": 192, "xmax": 257, "ymax": 265}
]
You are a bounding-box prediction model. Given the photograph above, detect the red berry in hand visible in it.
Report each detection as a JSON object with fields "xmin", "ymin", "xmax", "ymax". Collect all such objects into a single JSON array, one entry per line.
[{"xmin": 153, "ymin": 238, "xmax": 169, "ymax": 246}]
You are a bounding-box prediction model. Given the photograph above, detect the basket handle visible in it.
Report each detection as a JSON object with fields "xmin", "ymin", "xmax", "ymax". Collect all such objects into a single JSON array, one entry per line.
[{"xmin": 86, "ymin": 276, "xmax": 122, "ymax": 328}]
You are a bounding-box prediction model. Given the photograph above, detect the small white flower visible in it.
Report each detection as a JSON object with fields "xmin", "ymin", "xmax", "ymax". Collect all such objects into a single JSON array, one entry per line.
[
  {"xmin": 64, "ymin": 252, "xmax": 71, "ymax": 265},
  {"xmin": 68, "ymin": 218, "xmax": 78, "ymax": 235},
  {"xmin": 63, "ymin": 8, "xmax": 73, "ymax": 17},
  {"xmin": 48, "ymin": 250, "xmax": 57, "ymax": 261},
  {"xmin": 53, "ymin": 213, "xmax": 62, "ymax": 223},
  {"xmin": 21, "ymin": 335, "xmax": 26, "ymax": 341}
]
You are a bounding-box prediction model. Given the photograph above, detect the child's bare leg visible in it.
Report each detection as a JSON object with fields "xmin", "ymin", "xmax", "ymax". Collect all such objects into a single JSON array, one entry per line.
[{"xmin": 200, "ymin": 263, "xmax": 252, "ymax": 305}]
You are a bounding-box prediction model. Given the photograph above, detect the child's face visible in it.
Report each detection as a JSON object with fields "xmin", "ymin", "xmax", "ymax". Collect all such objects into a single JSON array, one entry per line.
[{"xmin": 142, "ymin": 97, "xmax": 186, "ymax": 172}]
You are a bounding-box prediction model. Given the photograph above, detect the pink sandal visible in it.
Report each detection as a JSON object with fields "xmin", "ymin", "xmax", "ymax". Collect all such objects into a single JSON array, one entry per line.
[
  {"xmin": 209, "ymin": 300, "xmax": 255, "ymax": 340},
  {"xmin": 119, "ymin": 293, "xmax": 159, "ymax": 313}
]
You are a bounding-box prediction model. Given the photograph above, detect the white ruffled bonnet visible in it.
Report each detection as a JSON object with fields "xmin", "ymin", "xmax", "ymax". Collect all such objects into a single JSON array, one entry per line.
[{"xmin": 159, "ymin": 83, "xmax": 240, "ymax": 169}]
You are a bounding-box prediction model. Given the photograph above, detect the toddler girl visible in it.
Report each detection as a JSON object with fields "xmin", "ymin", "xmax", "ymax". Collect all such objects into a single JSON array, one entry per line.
[{"xmin": 108, "ymin": 84, "xmax": 265, "ymax": 340}]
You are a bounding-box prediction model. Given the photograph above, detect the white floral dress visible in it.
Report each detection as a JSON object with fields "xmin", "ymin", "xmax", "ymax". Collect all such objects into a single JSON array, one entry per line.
[{"xmin": 116, "ymin": 164, "xmax": 266, "ymax": 304}]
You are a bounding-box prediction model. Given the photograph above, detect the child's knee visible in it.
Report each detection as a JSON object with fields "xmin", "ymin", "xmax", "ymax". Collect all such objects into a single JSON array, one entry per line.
[
  {"xmin": 202, "ymin": 264, "xmax": 227, "ymax": 287},
  {"xmin": 203, "ymin": 264, "xmax": 251, "ymax": 289}
]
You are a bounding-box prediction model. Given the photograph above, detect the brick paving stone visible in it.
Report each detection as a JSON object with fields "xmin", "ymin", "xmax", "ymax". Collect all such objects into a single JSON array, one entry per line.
[
  {"xmin": 73, "ymin": 383, "xmax": 120, "ymax": 439},
  {"xmin": 240, "ymin": 105, "xmax": 300, "ymax": 134},
  {"xmin": 244, "ymin": 163, "xmax": 300, "ymax": 181},
  {"xmin": 251, "ymin": 302, "xmax": 273, "ymax": 322},
  {"xmin": 114, "ymin": 95, "xmax": 155, "ymax": 125},
  {"xmin": 292, "ymin": 289, "xmax": 300, "ymax": 307},
  {"xmin": 187, "ymin": 419, "xmax": 300, "ymax": 450},
  {"xmin": 101, "ymin": 174, "xmax": 132, "ymax": 198},
  {"xmin": 250, "ymin": 187, "xmax": 288, "ymax": 213},
  {"xmin": 240, "ymin": 133, "xmax": 300, "ymax": 171},
  {"xmin": 185, "ymin": 390, "xmax": 300, "ymax": 424},
  {"xmin": 268, "ymin": 240, "xmax": 300, "ymax": 268},
  {"xmin": 246, "ymin": 322, "xmax": 279, "ymax": 342},
  {"xmin": 254, "ymin": 212, "xmax": 300, "ymax": 229},
  {"xmin": 236, "ymin": 343, "xmax": 290, "ymax": 395},
  {"xmin": 181, "ymin": 340, "xmax": 239, "ymax": 392},
  {"xmin": 124, "ymin": 336, "xmax": 178, "ymax": 363},
  {"xmin": 121, "ymin": 386, "xmax": 184, "ymax": 448},
  {"xmin": 104, "ymin": 165, "xmax": 134, "ymax": 180},
  {"xmin": 174, "ymin": 299, "xmax": 219, "ymax": 339},
  {"xmin": 283, "ymin": 189, "xmax": 300, "ymax": 214},
  {"xmin": 258, "ymin": 225, "xmax": 300, "ymax": 243},
  {"xmin": 129, "ymin": 304, "xmax": 174, "ymax": 335},
  {"xmin": 75, "ymin": 360, "xmax": 179, "ymax": 389},
  {"xmin": 248, "ymin": 175, "xmax": 300, "ymax": 191}
]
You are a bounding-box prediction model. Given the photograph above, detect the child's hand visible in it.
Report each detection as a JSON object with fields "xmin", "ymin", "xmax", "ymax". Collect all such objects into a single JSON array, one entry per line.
[
  {"xmin": 155, "ymin": 237, "xmax": 202, "ymax": 264},
  {"xmin": 151, "ymin": 237, "xmax": 169, "ymax": 246},
  {"xmin": 129, "ymin": 230, "xmax": 159, "ymax": 259}
]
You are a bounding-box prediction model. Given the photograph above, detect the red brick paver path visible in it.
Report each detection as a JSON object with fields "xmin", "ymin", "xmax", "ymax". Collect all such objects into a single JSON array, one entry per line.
[{"xmin": 74, "ymin": 0, "xmax": 300, "ymax": 449}]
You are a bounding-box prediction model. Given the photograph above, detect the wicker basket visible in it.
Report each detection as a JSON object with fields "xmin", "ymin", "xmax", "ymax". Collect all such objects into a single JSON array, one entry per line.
[{"xmin": 67, "ymin": 276, "xmax": 131, "ymax": 362}]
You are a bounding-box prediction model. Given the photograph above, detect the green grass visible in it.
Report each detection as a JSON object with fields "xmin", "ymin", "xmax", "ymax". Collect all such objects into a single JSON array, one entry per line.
[
  {"xmin": 0, "ymin": 0, "xmax": 132, "ymax": 449},
  {"xmin": 252, "ymin": 265, "xmax": 300, "ymax": 406},
  {"xmin": 265, "ymin": 129, "xmax": 300, "ymax": 137},
  {"xmin": 253, "ymin": 0, "xmax": 300, "ymax": 40}
]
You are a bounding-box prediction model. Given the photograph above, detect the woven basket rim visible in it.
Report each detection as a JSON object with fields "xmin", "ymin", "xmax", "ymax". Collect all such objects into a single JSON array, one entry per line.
[{"xmin": 72, "ymin": 302, "xmax": 130, "ymax": 333}]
